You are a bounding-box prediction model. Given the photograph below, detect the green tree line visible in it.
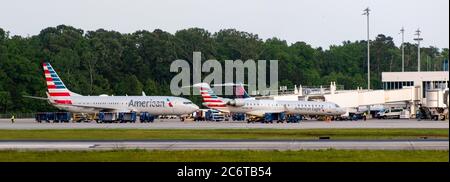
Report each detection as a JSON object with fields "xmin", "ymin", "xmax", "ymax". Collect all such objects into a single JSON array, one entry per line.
[{"xmin": 0, "ymin": 25, "xmax": 448, "ymax": 113}]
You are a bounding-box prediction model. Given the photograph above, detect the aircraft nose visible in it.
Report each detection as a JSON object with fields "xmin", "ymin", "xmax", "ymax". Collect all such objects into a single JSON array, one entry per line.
[{"xmin": 192, "ymin": 104, "xmax": 200, "ymax": 111}]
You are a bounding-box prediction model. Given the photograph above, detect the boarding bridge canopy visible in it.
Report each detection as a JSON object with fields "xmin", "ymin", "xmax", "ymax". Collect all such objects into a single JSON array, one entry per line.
[{"xmin": 322, "ymin": 87, "xmax": 420, "ymax": 108}]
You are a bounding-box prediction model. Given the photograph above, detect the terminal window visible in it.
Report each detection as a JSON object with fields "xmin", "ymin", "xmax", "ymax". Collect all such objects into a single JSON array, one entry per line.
[{"xmin": 383, "ymin": 81, "xmax": 413, "ymax": 90}]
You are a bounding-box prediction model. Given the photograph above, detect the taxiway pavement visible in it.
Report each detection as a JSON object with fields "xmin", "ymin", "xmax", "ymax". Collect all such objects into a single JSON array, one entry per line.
[{"xmin": 0, "ymin": 140, "xmax": 447, "ymax": 150}]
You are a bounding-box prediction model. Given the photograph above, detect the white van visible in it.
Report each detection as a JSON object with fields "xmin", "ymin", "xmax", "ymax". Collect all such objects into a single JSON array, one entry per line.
[{"xmin": 376, "ymin": 108, "xmax": 404, "ymax": 119}]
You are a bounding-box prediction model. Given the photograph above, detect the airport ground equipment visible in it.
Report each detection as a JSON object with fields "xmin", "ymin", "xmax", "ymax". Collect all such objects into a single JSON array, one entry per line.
[
  {"xmin": 72, "ymin": 113, "xmax": 96, "ymax": 122},
  {"xmin": 139, "ymin": 112, "xmax": 155, "ymax": 123},
  {"xmin": 193, "ymin": 109, "xmax": 206, "ymax": 121},
  {"xmin": 205, "ymin": 109, "xmax": 225, "ymax": 122},
  {"xmin": 350, "ymin": 113, "xmax": 364, "ymax": 121},
  {"xmin": 35, "ymin": 112, "xmax": 71, "ymax": 123},
  {"xmin": 180, "ymin": 114, "xmax": 193, "ymax": 122},
  {"xmin": 287, "ymin": 114, "xmax": 302, "ymax": 123},
  {"xmin": 231, "ymin": 113, "xmax": 246, "ymax": 121},
  {"xmin": 335, "ymin": 112, "xmax": 363, "ymax": 121},
  {"xmin": 417, "ymin": 105, "xmax": 448, "ymax": 121},
  {"xmin": 98, "ymin": 112, "xmax": 117, "ymax": 123},
  {"xmin": 415, "ymin": 89, "xmax": 449, "ymax": 121},
  {"xmin": 263, "ymin": 113, "xmax": 286, "ymax": 123},
  {"xmin": 420, "ymin": 89, "xmax": 449, "ymax": 120},
  {"xmin": 35, "ymin": 112, "xmax": 54, "ymax": 123},
  {"xmin": 54, "ymin": 112, "xmax": 71, "ymax": 123},
  {"xmin": 118, "ymin": 112, "xmax": 137, "ymax": 123}
]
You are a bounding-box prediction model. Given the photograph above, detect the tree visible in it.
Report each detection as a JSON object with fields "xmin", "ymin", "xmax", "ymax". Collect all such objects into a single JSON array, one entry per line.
[{"xmin": 0, "ymin": 25, "xmax": 448, "ymax": 112}]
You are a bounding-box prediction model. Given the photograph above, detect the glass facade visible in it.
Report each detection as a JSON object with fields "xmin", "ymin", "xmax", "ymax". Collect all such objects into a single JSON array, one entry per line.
[
  {"xmin": 421, "ymin": 81, "xmax": 450, "ymax": 98},
  {"xmin": 382, "ymin": 81, "xmax": 414, "ymax": 90}
]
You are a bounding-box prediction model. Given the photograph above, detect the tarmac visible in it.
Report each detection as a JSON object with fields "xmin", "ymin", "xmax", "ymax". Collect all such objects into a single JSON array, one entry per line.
[
  {"xmin": 0, "ymin": 140, "xmax": 447, "ymax": 150},
  {"xmin": 0, "ymin": 118, "xmax": 448, "ymax": 151},
  {"xmin": 0, "ymin": 118, "xmax": 448, "ymax": 130}
]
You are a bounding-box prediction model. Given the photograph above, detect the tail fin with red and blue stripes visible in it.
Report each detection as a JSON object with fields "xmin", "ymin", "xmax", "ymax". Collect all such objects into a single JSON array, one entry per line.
[
  {"xmin": 234, "ymin": 83, "xmax": 251, "ymax": 99},
  {"xmin": 42, "ymin": 62, "xmax": 80, "ymax": 104},
  {"xmin": 193, "ymin": 83, "xmax": 227, "ymax": 109}
]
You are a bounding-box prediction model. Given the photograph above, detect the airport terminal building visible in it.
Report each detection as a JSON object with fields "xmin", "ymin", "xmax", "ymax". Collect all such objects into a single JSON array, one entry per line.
[{"xmin": 382, "ymin": 71, "xmax": 449, "ymax": 104}]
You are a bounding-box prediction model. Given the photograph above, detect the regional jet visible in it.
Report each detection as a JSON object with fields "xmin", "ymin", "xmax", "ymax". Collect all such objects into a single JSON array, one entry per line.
[
  {"xmin": 193, "ymin": 83, "xmax": 345, "ymax": 118},
  {"xmin": 26, "ymin": 62, "xmax": 199, "ymax": 115}
]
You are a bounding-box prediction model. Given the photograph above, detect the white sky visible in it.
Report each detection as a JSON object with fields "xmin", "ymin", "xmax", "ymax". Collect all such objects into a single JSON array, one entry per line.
[{"xmin": 0, "ymin": 0, "xmax": 448, "ymax": 49}]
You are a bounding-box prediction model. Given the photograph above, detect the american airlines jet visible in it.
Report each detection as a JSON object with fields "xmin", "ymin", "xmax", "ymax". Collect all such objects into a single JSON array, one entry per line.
[
  {"xmin": 194, "ymin": 83, "xmax": 345, "ymax": 117},
  {"xmin": 27, "ymin": 62, "xmax": 199, "ymax": 115}
]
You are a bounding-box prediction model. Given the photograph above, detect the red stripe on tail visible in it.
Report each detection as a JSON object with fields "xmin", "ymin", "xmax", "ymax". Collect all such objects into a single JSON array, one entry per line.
[{"xmin": 49, "ymin": 92, "xmax": 71, "ymax": 96}]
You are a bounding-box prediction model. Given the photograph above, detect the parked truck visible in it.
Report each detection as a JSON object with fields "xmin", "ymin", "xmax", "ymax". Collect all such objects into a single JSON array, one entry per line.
[{"xmin": 205, "ymin": 109, "xmax": 225, "ymax": 122}]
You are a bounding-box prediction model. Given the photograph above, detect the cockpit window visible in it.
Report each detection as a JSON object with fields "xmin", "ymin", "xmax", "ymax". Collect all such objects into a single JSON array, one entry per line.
[
  {"xmin": 334, "ymin": 104, "xmax": 340, "ymax": 108},
  {"xmin": 183, "ymin": 102, "xmax": 193, "ymax": 104}
]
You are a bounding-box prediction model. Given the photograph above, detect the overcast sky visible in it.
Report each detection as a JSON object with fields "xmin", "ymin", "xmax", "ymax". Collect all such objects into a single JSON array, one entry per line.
[{"xmin": 0, "ymin": 0, "xmax": 448, "ymax": 49}]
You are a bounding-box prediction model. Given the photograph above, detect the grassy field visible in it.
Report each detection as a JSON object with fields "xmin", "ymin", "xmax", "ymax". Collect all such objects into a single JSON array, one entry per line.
[
  {"xmin": 0, "ymin": 149, "xmax": 447, "ymax": 162},
  {"xmin": 0, "ymin": 128, "xmax": 447, "ymax": 140}
]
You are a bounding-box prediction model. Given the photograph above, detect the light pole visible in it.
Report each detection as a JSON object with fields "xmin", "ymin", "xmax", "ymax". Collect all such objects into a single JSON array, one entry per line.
[
  {"xmin": 363, "ymin": 7, "xmax": 370, "ymax": 90},
  {"xmin": 400, "ymin": 27, "xmax": 405, "ymax": 72},
  {"xmin": 362, "ymin": 7, "xmax": 371, "ymax": 119},
  {"xmin": 414, "ymin": 28, "xmax": 423, "ymax": 72}
]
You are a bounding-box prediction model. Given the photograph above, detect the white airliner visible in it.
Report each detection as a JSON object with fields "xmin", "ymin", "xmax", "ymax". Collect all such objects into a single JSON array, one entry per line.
[
  {"xmin": 26, "ymin": 62, "xmax": 199, "ymax": 115},
  {"xmin": 193, "ymin": 83, "xmax": 345, "ymax": 117}
]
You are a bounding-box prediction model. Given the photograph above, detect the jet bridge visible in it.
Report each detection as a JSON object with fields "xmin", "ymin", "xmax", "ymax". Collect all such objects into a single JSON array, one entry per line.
[
  {"xmin": 322, "ymin": 86, "xmax": 421, "ymax": 108},
  {"xmin": 272, "ymin": 83, "xmax": 421, "ymax": 108},
  {"xmin": 271, "ymin": 82, "xmax": 448, "ymax": 119}
]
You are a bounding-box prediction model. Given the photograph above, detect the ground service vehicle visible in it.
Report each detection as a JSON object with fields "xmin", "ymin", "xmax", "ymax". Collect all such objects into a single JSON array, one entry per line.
[
  {"xmin": 377, "ymin": 108, "xmax": 403, "ymax": 119},
  {"xmin": 35, "ymin": 112, "xmax": 71, "ymax": 123},
  {"xmin": 140, "ymin": 112, "xmax": 155, "ymax": 123}
]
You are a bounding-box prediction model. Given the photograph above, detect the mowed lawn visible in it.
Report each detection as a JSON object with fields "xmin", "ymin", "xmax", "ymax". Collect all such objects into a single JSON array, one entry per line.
[
  {"xmin": 0, "ymin": 149, "xmax": 447, "ymax": 162},
  {"xmin": 0, "ymin": 129, "xmax": 448, "ymax": 140}
]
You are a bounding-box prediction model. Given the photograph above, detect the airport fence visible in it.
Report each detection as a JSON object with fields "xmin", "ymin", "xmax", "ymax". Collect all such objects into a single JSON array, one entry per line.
[{"xmin": 0, "ymin": 113, "xmax": 35, "ymax": 118}]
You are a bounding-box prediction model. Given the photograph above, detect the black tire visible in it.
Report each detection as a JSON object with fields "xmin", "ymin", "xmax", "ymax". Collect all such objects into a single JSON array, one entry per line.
[{"xmin": 432, "ymin": 115, "xmax": 438, "ymax": 121}]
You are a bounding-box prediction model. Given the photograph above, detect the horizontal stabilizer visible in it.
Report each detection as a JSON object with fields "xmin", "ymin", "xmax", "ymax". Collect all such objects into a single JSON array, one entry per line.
[{"xmin": 23, "ymin": 95, "xmax": 49, "ymax": 100}]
